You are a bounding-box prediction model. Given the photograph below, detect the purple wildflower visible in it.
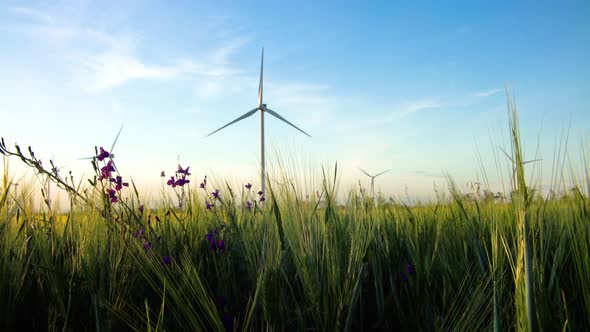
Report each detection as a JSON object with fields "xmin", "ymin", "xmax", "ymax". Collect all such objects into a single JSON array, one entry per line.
[
  {"xmin": 206, "ymin": 202, "xmax": 214, "ymax": 210},
  {"xmin": 222, "ymin": 313, "xmax": 234, "ymax": 331},
  {"xmin": 167, "ymin": 176, "xmax": 176, "ymax": 187},
  {"xmin": 400, "ymin": 263, "xmax": 415, "ymax": 285},
  {"xmin": 200, "ymin": 176, "xmax": 207, "ymax": 189},
  {"xmin": 175, "ymin": 175, "xmax": 190, "ymax": 187},
  {"xmin": 110, "ymin": 175, "xmax": 129, "ymax": 191},
  {"xmin": 134, "ymin": 228, "xmax": 145, "ymax": 238},
  {"xmin": 143, "ymin": 242, "xmax": 152, "ymax": 250},
  {"xmin": 401, "ymin": 272, "xmax": 409, "ymax": 284},
  {"xmin": 107, "ymin": 188, "xmax": 118, "ymax": 203},
  {"xmin": 245, "ymin": 183, "xmax": 252, "ymax": 190},
  {"xmin": 160, "ymin": 171, "xmax": 165, "ymax": 177},
  {"xmin": 259, "ymin": 196, "xmax": 265, "ymax": 203},
  {"xmin": 100, "ymin": 161, "xmax": 116, "ymax": 180},
  {"xmin": 139, "ymin": 204, "xmax": 144, "ymax": 215},
  {"xmin": 257, "ymin": 190, "xmax": 263, "ymax": 196},
  {"xmin": 212, "ymin": 189, "xmax": 220, "ymax": 200},
  {"xmin": 206, "ymin": 231, "xmax": 217, "ymax": 250},
  {"xmin": 206, "ymin": 230, "xmax": 226, "ymax": 253},
  {"xmin": 177, "ymin": 165, "xmax": 191, "ymax": 176},
  {"xmin": 97, "ymin": 147, "xmax": 110, "ymax": 161},
  {"xmin": 245, "ymin": 200, "xmax": 252, "ymax": 211},
  {"xmin": 218, "ymin": 296, "xmax": 227, "ymax": 309},
  {"xmin": 162, "ymin": 255, "xmax": 172, "ymax": 266}
]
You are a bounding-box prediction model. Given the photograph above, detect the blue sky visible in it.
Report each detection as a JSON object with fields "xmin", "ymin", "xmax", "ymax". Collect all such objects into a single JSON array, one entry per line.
[{"xmin": 1, "ymin": 0, "xmax": 589, "ymax": 202}]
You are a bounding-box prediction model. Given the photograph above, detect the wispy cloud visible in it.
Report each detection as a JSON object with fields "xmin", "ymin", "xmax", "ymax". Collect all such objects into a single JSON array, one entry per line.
[
  {"xmin": 209, "ymin": 37, "xmax": 249, "ymax": 65},
  {"xmin": 10, "ymin": 6, "xmax": 55, "ymax": 24},
  {"xmin": 382, "ymin": 98, "xmax": 441, "ymax": 121},
  {"xmin": 75, "ymin": 53, "xmax": 177, "ymax": 90},
  {"xmin": 474, "ymin": 88, "xmax": 502, "ymax": 98},
  {"xmin": 401, "ymin": 99, "xmax": 441, "ymax": 114},
  {"xmin": 270, "ymin": 82, "xmax": 338, "ymax": 127},
  {"xmin": 9, "ymin": 5, "xmax": 245, "ymax": 91},
  {"xmin": 74, "ymin": 53, "xmax": 243, "ymax": 91},
  {"xmin": 6, "ymin": 4, "xmax": 341, "ymax": 127}
]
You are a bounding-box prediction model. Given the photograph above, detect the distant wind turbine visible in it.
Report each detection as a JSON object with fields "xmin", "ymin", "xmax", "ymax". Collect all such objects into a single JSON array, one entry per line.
[
  {"xmin": 498, "ymin": 146, "xmax": 542, "ymax": 191},
  {"xmin": 359, "ymin": 168, "xmax": 390, "ymax": 197},
  {"xmin": 80, "ymin": 124, "xmax": 124, "ymax": 174},
  {"xmin": 207, "ymin": 48, "xmax": 311, "ymax": 194}
]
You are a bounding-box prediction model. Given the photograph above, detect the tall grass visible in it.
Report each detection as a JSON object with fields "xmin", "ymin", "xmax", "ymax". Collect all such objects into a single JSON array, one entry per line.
[{"xmin": 1, "ymin": 96, "xmax": 589, "ymax": 331}]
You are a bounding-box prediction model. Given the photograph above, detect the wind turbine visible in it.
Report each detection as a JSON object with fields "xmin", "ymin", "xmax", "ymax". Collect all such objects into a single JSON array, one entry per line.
[
  {"xmin": 207, "ymin": 48, "xmax": 311, "ymax": 194},
  {"xmin": 498, "ymin": 146, "xmax": 542, "ymax": 191},
  {"xmin": 80, "ymin": 124, "xmax": 124, "ymax": 174},
  {"xmin": 359, "ymin": 168, "xmax": 390, "ymax": 198}
]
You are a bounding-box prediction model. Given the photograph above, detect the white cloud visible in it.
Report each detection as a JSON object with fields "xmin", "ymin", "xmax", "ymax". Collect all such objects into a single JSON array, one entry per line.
[
  {"xmin": 401, "ymin": 99, "xmax": 441, "ymax": 114},
  {"xmin": 9, "ymin": 5, "xmax": 245, "ymax": 91},
  {"xmin": 381, "ymin": 98, "xmax": 441, "ymax": 121},
  {"xmin": 10, "ymin": 6, "xmax": 55, "ymax": 24},
  {"xmin": 475, "ymin": 88, "xmax": 502, "ymax": 98},
  {"xmin": 209, "ymin": 37, "xmax": 249, "ymax": 64},
  {"xmin": 75, "ymin": 53, "xmax": 176, "ymax": 90},
  {"xmin": 269, "ymin": 82, "xmax": 338, "ymax": 128},
  {"xmin": 70, "ymin": 39, "xmax": 245, "ymax": 91}
]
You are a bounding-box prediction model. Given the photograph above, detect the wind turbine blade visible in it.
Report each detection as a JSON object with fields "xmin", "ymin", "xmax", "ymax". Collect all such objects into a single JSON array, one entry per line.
[
  {"xmin": 264, "ymin": 108, "xmax": 311, "ymax": 137},
  {"xmin": 358, "ymin": 168, "xmax": 372, "ymax": 177},
  {"xmin": 498, "ymin": 146, "xmax": 514, "ymax": 163},
  {"xmin": 207, "ymin": 108, "xmax": 259, "ymax": 137},
  {"xmin": 110, "ymin": 124, "xmax": 125, "ymax": 153},
  {"xmin": 258, "ymin": 48, "xmax": 264, "ymax": 106},
  {"xmin": 375, "ymin": 169, "xmax": 390, "ymax": 177},
  {"xmin": 523, "ymin": 158, "xmax": 542, "ymax": 165}
]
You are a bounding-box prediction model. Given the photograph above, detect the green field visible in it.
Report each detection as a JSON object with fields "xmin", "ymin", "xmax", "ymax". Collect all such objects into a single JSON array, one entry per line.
[{"xmin": 1, "ymin": 103, "xmax": 589, "ymax": 331}]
